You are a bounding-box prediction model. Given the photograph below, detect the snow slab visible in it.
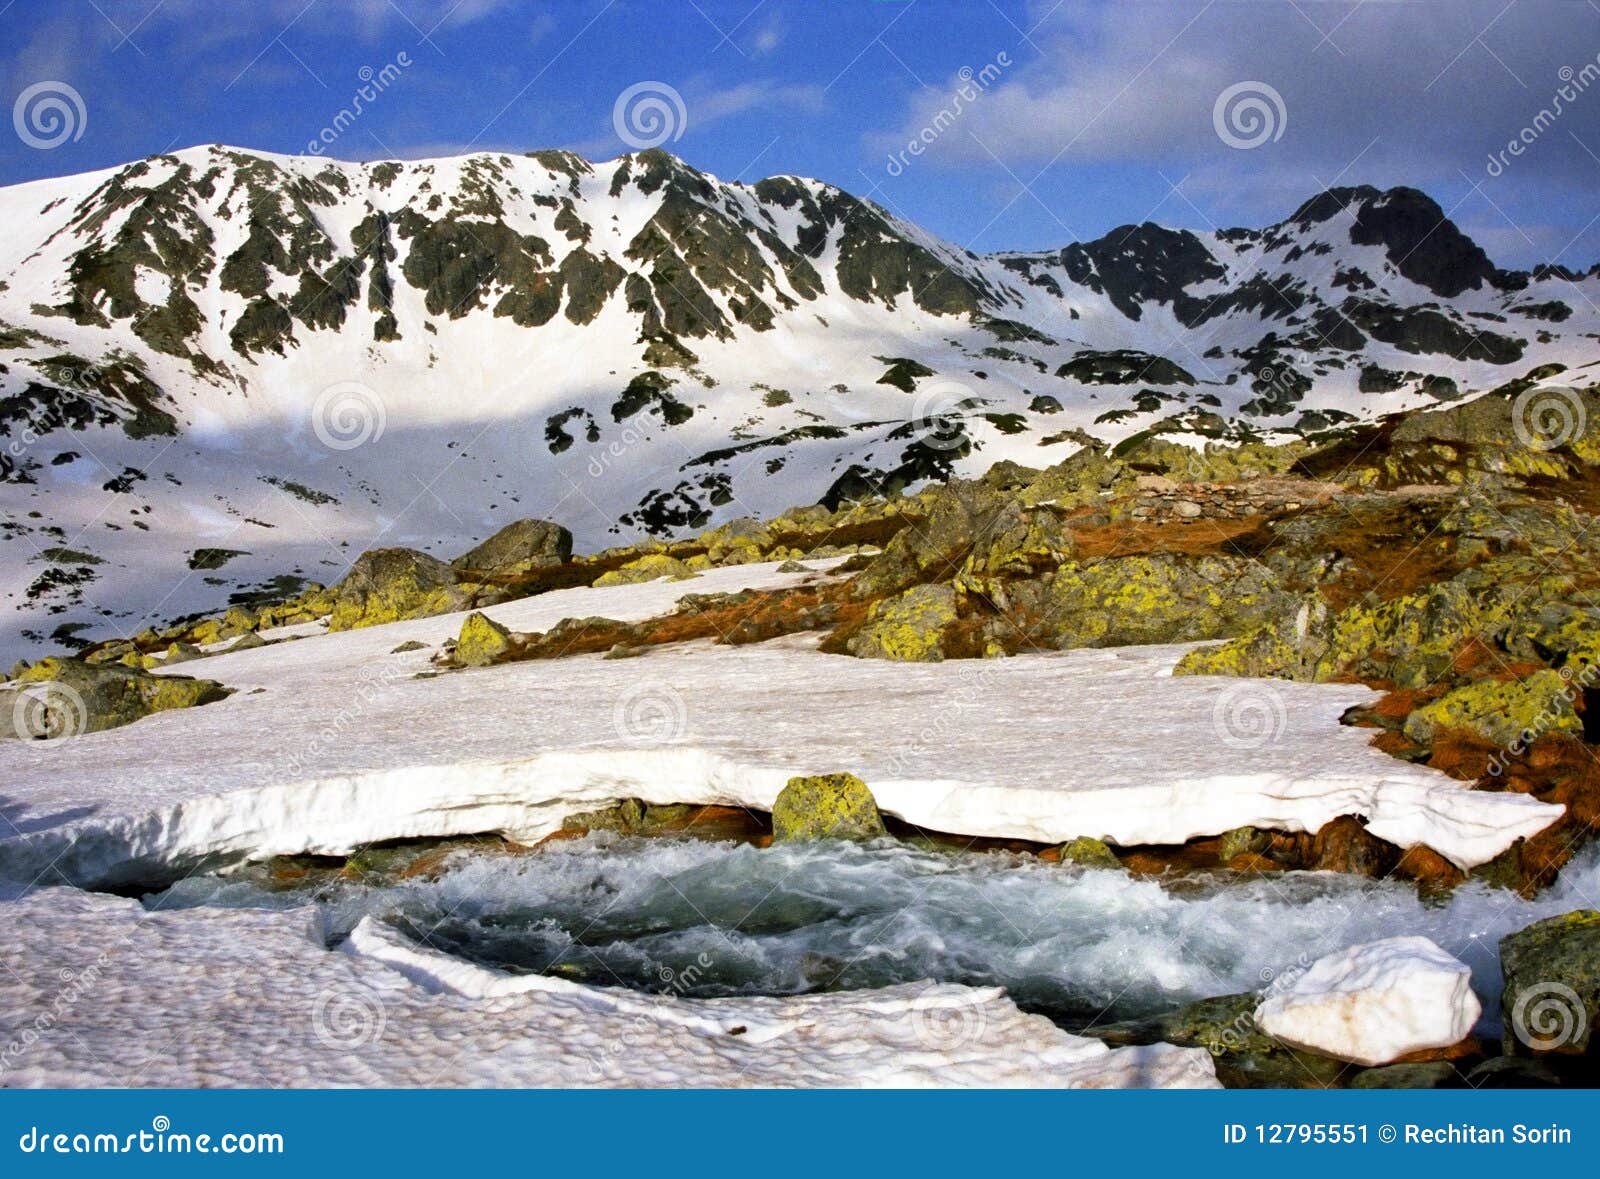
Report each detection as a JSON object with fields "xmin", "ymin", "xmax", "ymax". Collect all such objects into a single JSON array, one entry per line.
[
  {"xmin": 0, "ymin": 560, "xmax": 1561, "ymax": 886},
  {"xmin": 1254, "ymin": 936, "xmax": 1482, "ymax": 1067},
  {"xmin": 0, "ymin": 887, "xmax": 1217, "ymax": 1088}
]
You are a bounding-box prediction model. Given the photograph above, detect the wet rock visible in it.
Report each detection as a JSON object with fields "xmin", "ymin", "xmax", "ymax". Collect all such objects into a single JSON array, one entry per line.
[
  {"xmin": 1310, "ymin": 816, "xmax": 1400, "ymax": 877},
  {"xmin": 1347, "ymin": 1061, "xmax": 1459, "ymax": 1089},
  {"xmin": 771, "ymin": 772, "xmax": 886, "ymax": 843},
  {"xmin": 1084, "ymin": 992, "xmax": 1346, "ymax": 1089},
  {"xmin": 1057, "ymin": 836, "xmax": 1122, "ymax": 870},
  {"xmin": 1217, "ymin": 826, "xmax": 1270, "ymax": 864},
  {"xmin": 452, "ymin": 517, "xmax": 573, "ymax": 576},
  {"xmin": 1499, "ymin": 910, "xmax": 1600, "ymax": 1057},
  {"xmin": 1464, "ymin": 1055, "xmax": 1569, "ymax": 1088}
]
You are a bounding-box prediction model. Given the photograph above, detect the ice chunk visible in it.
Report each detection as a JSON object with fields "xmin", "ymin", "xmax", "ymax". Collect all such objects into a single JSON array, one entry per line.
[{"xmin": 1254, "ymin": 936, "xmax": 1481, "ymax": 1066}]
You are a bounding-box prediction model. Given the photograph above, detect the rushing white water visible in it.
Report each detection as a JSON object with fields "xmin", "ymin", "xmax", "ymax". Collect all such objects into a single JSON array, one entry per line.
[{"xmin": 146, "ymin": 836, "xmax": 1600, "ymax": 1032}]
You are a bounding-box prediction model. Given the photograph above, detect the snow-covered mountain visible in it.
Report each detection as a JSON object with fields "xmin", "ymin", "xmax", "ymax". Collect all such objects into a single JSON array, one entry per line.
[{"xmin": 2, "ymin": 142, "xmax": 1597, "ymax": 659}]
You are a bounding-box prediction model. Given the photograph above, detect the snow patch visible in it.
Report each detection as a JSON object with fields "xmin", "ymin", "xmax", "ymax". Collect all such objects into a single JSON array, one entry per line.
[{"xmin": 1255, "ymin": 936, "xmax": 1481, "ymax": 1066}]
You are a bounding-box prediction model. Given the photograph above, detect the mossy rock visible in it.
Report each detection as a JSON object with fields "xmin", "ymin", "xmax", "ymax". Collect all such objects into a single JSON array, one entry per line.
[
  {"xmin": 162, "ymin": 641, "xmax": 203, "ymax": 665},
  {"xmin": 1217, "ymin": 826, "xmax": 1270, "ymax": 864},
  {"xmin": 593, "ymin": 553, "xmax": 698, "ymax": 587},
  {"xmin": 328, "ymin": 547, "xmax": 475, "ymax": 631},
  {"xmin": 845, "ymin": 583, "xmax": 958, "ymax": 662},
  {"xmin": 771, "ymin": 772, "xmax": 886, "ymax": 843},
  {"xmin": 1348, "ymin": 1062, "xmax": 1459, "ymax": 1089},
  {"xmin": 455, "ymin": 611, "xmax": 513, "ymax": 667},
  {"xmin": 452, "ymin": 517, "xmax": 573, "ymax": 576},
  {"xmin": 1057, "ymin": 836, "xmax": 1121, "ymax": 870},
  {"xmin": 1500, "ymin": 910, "xmax": 1600, "ymax": 1056},
  {"xmin": 5, "ymin": 657, "xmax": 230, "ymax": 738},
  {"xmin": 1019, "ymin": 554, "xmax": 1294, "ymax": 650},
  {"xmin": 1085, "ymin": 991, "xmax": 1348, "ymax": 1089},
  {"xmin": 1402, "ymin": 670, "xmax": 1579, "ymax": 747}
]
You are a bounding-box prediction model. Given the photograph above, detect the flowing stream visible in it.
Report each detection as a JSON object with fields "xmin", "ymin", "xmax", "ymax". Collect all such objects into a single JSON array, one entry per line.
[{"xmin": 144, "ymin": 834, "xmax": 1599, "ymax": 1030}]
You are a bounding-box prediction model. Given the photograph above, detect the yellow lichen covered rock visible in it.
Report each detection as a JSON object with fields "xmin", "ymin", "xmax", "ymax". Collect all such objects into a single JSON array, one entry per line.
[
  {"xmin": 1402, "ymin": 670, "xmax": 1580, "ymax": 748},
  {"xmin": 771, "ymin": 772, "xmax": 887, "ymax": 843},
  {"xmin": 328, "ymin": 548, "xmax": 476, "ymax": 631},
  {"xmin": 593, "ymin": 554, "xmax": 698, "ymax": 587},
  {"xmin": 455, "ymin": 611, "xmax": 514, "ymax": 667},
  {"xmin": 845, "ymin": 583, "xmax": 958, "ymax": 662},
  {"xmin": 4, "ymin": 657, "xmax": 230, "ymax": 738}
]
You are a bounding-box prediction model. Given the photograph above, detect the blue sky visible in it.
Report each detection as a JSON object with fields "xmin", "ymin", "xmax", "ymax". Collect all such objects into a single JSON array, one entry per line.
[{"xmin": 4, "ymin": 0, "xmax": 1600, "ymax": 267}]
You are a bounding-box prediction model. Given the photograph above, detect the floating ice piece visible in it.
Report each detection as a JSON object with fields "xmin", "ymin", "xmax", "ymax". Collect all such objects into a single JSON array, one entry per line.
[{"xmin": 1254, "ymin": 936, "xmax": 1481, "ymax": 1066}]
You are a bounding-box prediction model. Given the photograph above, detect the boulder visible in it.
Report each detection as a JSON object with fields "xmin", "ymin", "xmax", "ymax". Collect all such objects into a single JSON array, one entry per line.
[
  {"xmin": 1014, "ymin": 554, "xmax": 1294, "ymax": 650},
  {"xmin": 1057, "ymin": 836, "xmax": 1122, "ymax": 870},
  {"xmin": 1254, "ymin": 936, "xmax": 1480, "ymax": 1066},
  {"xmin": 1309, "ymin": 815, "xmax": 1399, "ymax": 877},
  {"xmin": 1347, "ymin": 1062, "xmax": 1459, "ymax": 1089},
  {"xmin": 849, "ymin": 481, "xmax": 1004, "ymax": 599},
  {"xmin": 771, "ymin": 772, "xmax": 886, "ymax": 843},
  {"xmin": 328, "ymin": 548, "xmax": 475, "ymax": 631},
  {"xmin": 452, "ymin": 518, "xmax": 573, "ymax": 576},
  {"xmin": 1217, "ymin": 826, "xmax": 1270, "ymax": 864},
  {"xmin": 2, "ymin": 657, "xmax": 230, "ymax": 739},
  {"xmin": 161, "ymin": 641, "xmax": 203, "ymax": 665},
  {"xmin": 455, "ymin": 611, "xmax": 514, "ymax": 668},
  {"xmin": 1499, "ymin": 910, "xmax": 1600, "ymax": 1057},
  {"xmin": 845, "ymin": 583, "xmax": 958, "ymax": 662},
  {"xmin": 1403, "ymin": 670, "xmax": 1579, "ymax": 747},
  {"xmin": 592, "ymin": 554, "xmax": 697, "ymax": 587}
]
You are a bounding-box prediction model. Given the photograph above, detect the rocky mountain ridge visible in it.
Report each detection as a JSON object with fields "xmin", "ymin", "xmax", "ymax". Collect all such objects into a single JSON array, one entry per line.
[{"xmin": 3, "ymin": 143, "xmax": 1599, "ymax": 658}]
